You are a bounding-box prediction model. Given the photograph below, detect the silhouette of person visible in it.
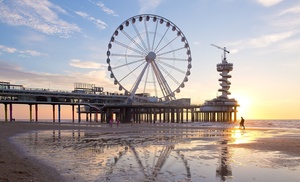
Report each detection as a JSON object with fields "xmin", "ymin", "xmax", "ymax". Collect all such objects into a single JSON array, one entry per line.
[
  {"xmin": 116, "ymin": 118, "xmax": 120, "ymax": 127},
  {"xmin": 109, "ymin": 117, "xmax": 114, "ymax": 127},
  {"xmin": 240, "ymin": 117, "xmax": 245, "ymax": 129}
]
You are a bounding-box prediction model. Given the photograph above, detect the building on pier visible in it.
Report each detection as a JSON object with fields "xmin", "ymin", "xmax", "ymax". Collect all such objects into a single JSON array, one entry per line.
[{"xmin": 199, "ymin": 45, "xmax": 239, "ymax": 122}]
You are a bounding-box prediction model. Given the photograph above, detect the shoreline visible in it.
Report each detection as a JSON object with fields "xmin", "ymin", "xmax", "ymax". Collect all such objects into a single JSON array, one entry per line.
[{"xmin": 1, "ymin": 121, "xmax": 300, "ymax": 181}]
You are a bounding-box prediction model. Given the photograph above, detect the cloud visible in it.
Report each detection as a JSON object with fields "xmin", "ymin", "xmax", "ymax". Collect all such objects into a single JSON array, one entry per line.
[
  {"xmin": 75, "ymin": 11, "xmax": 107, "ymax": 29},
  {"xmin": 0, "ymin": 45, "xmax": 17, "ymax": 53},
  {"xmin": 0, "ymin": 0, "xmax": 80, "ymax": 38},
  {"xmin": 255, "ymin": 0, "xmax": 283, "ymax": 7},
  {"xmin": 138, "ymin": 0, "xmax": 162, "ymax": 14},
  {"xmin": 70, "ymin": 59, "xmax": 102, "ymax": 69},
  {"xmin": 96, "ymin": 2, "xmax": 118, "ymax": 16},
  {"xmin": 270, "ymin": 4, "xmax": 300, "ymax": 29},
  {"xmin": 248, "ymin": 31, "xmax": 296, "ymax": 48},
  {"xmin": 0, "ymin": 45, "xmax": 47, "ymax": 57},
  {"xmin": 278, "ymin": 5, "xmax": 300, "ymax": 16},
  {"xmin": 229, "ymin": 31, "xmax": 297, "ymax": 53}
]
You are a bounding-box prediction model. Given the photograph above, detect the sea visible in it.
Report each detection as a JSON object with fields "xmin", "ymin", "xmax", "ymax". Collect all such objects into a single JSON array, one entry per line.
[{"xmin": 26, "ymin": 119, "xmax": 300, "ymax": 129}]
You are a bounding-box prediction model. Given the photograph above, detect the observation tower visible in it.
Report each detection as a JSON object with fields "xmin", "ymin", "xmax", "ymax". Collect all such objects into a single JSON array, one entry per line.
[
  {"xmin": 200, "ymin": 45, "xmax": 239, "ymax": 122},
  {"xmin": 216, "ymin": 45, "xmax": 232, "ymax": 99}
]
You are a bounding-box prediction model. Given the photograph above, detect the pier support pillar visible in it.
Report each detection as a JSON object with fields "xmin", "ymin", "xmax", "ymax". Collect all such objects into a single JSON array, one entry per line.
[
  {"xmin": 58, "ymin": 104, "xmax": 61, "ymax": 123},
  {"xmin": 89, "ymin": 110, "xmax": 92, "ymax": 123},
  {"xmin": 124, "ymin": 107, "xmax": 131, "ymax": 123},
  {"xmin": 171, "ymin": 108, "xmax": 175, "ymax": 123},
  {"xmin": 9, "ymin": 103, "xmax": 13, "ymax": 122},
  {"xmin": 185, "ymin": 108, "xmax": 189, "ymax": 122},
  {"xmin": 35, "ymin": 104, "xmax": 38, "ymax": 122},
  {"xmin": 191, "ymin": 109, "xmax": 195, "ymax": 122},
  {"xmin": 86, "ymin": 113, "xmax": 89, "ymax": 122},
  {"xmin": 234, "ymin": 107, "xmax": 237, "ymax": 122},
  {"xmin": 95, "ymin": 111, "xmax": 98, "ymax": 122},
  {"xmin": 72, "ymin": 105, "xmax": 75, "ymax": 123},
  {"xmin": 181, "ymin": 109, "xmax": 184, "ymax": 123},
  {"xmin": 4, "ymin": 104, "xmax": 8, "ymax": 122},
  {"xmin": 52, "ymin": 105, "xmax": 55, "ymax": 122},
  {"xmin": 29, "ymin": 104, "xmax": 33, "ymax": 122},
  {"xmin": 78, "ymin": 104, "xmax": 81, "ymax": 123}
]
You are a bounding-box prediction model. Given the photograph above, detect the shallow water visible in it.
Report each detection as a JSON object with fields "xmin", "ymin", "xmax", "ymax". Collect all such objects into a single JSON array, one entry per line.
[{"xmin": 13, "ymin": 127, "xmax": 300, "ymax": 182}]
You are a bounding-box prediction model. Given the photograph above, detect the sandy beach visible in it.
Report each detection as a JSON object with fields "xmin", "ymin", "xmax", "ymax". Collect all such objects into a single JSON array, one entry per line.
[{"xmin": 0, "ymin": 121, "xmax": 299, "ymax": 182}]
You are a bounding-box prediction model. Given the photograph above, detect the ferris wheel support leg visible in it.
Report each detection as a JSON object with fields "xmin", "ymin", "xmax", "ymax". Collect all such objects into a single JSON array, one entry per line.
[{"xmin": 129, "ymin": 62, "xmax": 150, "ymax": 101}]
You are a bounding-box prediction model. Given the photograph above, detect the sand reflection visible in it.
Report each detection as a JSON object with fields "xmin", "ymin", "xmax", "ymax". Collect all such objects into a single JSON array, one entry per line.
[{"xmin": 13, "ymin": 128, "xmax": 300, "ymax": 182}]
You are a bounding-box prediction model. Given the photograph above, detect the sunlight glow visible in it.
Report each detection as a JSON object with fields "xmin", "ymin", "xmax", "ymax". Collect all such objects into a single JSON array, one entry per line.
[{"xmin": 233, "ymin": 94, "xmax": 252, "ymax": 118}]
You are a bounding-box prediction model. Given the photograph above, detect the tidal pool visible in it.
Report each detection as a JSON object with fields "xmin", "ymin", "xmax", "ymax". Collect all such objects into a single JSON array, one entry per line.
[{"xmin": 13, "ymin": 128, "xmax": 300, "ymax": 182}]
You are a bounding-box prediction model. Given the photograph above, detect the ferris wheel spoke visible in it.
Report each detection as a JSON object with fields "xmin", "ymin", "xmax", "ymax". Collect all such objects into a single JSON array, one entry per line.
[
  {"xmin": 154, "ymin": 26, "xmax": 170, "ymax": 52},
  {"xmin": 143, "ymin": 66, "xmax": 151, "ymax": 94},
  {"xmin": 132, "ymin": 23, "xmax": 148, "ymax": 51},
  {"xmin": 121, "ymin": 30, "xmax": 146, "ymax": 53},
  {"xmin": 156, "ymin": 36, "xmax": 179, "ymax": 55},
  {"xmin": 144, "ymin": 20, "xmax": 151, "ymax": 50},
  {"xmin": 151, "ymin": 21, "xmax": 159, "ymax": 50},
  {"xmin": 156, "ymin": 60, "xmax": 186, "ymax": 74},
  {"xmin": 156, "ymin": 57, "xmax": 187, "ymax": 61},
  {"xmin": 156, "ymin": 62, "xmax": 181, "ymax": 85},
  {"xmin": 156, "ymin": 47, "xmax": 186, "ymax": 57},
  {"xmin": 114, "ymin": 40, "xmax": 144, "ymax": 55},
  {"xmin": 113, "ymin": 58, "xmax": 144, "ymax": 70},
  {"xmin": 111, "ymin": 53, "xmax": 144, "ymax": 58},
  {"xmin": 119, "ymin": 61, "xmax": 146, "ymax": 82}
]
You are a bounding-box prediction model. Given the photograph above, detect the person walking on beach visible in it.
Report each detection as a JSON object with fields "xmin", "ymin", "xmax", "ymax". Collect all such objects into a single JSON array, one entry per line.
[
  {"xmin": 109, "ymin": 117, "xmax": 114, "ymax": 127},
  {"xmin": 240, "ymin": 117, "xmax": 245, "ymax": 129},
  {"xmin": 116, "ymin": 118, "xmax": 120, "ymax": 127}
]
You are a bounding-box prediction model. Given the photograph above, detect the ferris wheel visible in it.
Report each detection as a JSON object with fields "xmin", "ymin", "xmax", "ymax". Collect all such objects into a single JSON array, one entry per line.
[{"xmin": 106, "ymin": 14, "xmax": 192, "ymax": 102}]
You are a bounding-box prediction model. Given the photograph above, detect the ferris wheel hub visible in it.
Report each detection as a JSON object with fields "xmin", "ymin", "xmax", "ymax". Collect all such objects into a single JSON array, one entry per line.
[{"xmin": 146, "ymin": 51, "xmax": 156, "ymax": 62}]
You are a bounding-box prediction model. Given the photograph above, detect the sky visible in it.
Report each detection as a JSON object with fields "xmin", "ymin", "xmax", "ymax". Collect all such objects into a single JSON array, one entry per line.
[{"xmin": 0, "ymin": 0, "xmax": 299, "ymax": 120}]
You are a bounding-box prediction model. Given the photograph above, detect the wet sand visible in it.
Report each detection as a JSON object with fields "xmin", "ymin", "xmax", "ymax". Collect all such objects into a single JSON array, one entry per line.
[{"xmin": 0, "ymin": 121, "xmax": 299, "ymax": 181}]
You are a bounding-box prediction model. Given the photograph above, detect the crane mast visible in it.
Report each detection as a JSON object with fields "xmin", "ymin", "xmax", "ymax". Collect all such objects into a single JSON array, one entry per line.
[{"xmin": 210, "ymin": 44, "xmax": 230, "ymax": 61}]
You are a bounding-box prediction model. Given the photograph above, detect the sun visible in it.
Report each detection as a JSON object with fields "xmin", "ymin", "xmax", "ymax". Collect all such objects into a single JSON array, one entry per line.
[{"xmin": 232, "ymin": 94, "xmax": 251, "ymax": 119}]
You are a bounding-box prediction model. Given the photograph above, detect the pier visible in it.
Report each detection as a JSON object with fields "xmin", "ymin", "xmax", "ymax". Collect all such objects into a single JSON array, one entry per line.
[{"xmin": 0, "ymin": 81, "xmax": 238, "ymax": 123}]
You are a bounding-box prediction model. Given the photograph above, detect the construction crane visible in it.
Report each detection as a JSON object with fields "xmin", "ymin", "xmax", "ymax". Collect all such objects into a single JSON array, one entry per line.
[{"xmin": 210, "ymin": 44, "xmax": 230, "ymax": 60}]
